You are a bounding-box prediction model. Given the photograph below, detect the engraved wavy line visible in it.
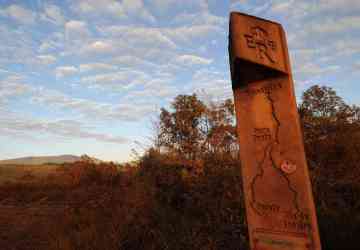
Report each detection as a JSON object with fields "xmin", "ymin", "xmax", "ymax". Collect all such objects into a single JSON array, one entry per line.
[
  {"xmin": 250, "ymin": 142, "xmax": 272, "ymax": 215},
  {"xmin": 266, "ymin": 93, "xmax": 280, "ymax": 144}
]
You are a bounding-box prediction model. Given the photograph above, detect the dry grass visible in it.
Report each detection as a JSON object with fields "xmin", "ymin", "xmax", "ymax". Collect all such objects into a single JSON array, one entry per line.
[
  {"xmin": 0, "ymin": 164, "xmax": 59, "ymax": 185},
  {"xmin": 0, "ymin": 162, "xmax": 150, "ymax": 250}
]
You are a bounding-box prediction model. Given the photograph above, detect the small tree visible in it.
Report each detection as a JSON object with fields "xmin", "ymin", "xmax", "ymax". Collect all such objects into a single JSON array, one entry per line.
[
  {"xmin": 300, "ymin": 85, "xmax": 349, "ymax": 118},
  {"xmin": 202, "ymin": 99, "xmax": 237, "ymax": 157},
  {"xmin": 299, "ymin": 85, "xmax": 353, "ymax": 159},
  {"xmin": 158, "ymin": 94, "xmax": 206, "ymax": 160},
  {"xmin": 157, "ymin": 94, "xmax": 238, "ymax": 162}
]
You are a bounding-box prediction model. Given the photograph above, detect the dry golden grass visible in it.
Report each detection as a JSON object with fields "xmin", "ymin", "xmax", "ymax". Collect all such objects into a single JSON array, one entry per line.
[{"xmin": 0, "ymin": 162, "xmax": 146, "ymax": 250}]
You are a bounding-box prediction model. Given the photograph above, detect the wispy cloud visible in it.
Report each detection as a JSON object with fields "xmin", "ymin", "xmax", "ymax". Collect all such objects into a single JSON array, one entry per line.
[
  {"xmin": 81, "ymin": 40, "xmax": 116, "ymax": 55},
  {"xmin": 30, "ymin": 86, "xmax": 157, "ymax": 122},
  {"xmin": 71, "ymin": 0, "xmax": 155, "ymax": 23},
  {"xmin": 55, "ymin": 66, "xmax": 78, "ymax": 78},
  {"xmin": 0, "ymin": 76, "xmax": 32, "ymax": 103},
  {"xmin": 40, "ymin": 4, "xmax": 65, "ymax": 25},
  {"xmin": 65, "ymin": 20, "xmax": 90, "ymax": 41},
  {"xmin": 80, "ymin": 70, "xmax": 148, "ymax": 89},
  {"xmin": 37, "ymin": 54, "xmax": 57, "ymax": 65},
  {"xmin": 0, "ymin": 4, "xmax": 36, "ymax": 24},
  {"xmin": 98, "ymin": 25, "xmax": 177, "ymax": 49},
  {"xmin": 79, "ymin": 63, "xmax": 117, "ymax": 73},
  {"xmin": 174, "ymin": 54, "xmax": 213, "ymax": 66},
  {"xmin": 0, "ymin": 113, "xmax": 128, "ymax": 144}
]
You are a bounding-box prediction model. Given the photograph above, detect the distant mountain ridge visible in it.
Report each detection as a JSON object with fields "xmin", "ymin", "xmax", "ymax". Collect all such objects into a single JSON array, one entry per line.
[{"xmin": 0, "ymin": 155, "xmax": 82, "ymax": 165}]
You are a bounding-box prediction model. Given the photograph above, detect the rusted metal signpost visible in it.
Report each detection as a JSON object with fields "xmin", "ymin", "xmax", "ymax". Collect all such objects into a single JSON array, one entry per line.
[{"xmin": 229, "ymin": 12, "xmax": 321, "ymax": 250}]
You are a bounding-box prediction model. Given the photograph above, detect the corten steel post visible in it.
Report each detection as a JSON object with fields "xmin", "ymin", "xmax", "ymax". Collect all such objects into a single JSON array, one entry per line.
[{"xmin": 229, "ymin": 12, "xmax": 321, "ymax": 250}]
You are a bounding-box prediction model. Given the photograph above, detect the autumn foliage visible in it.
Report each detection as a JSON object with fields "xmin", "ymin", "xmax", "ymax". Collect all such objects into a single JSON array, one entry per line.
[{"xmin": 299, "ymin": 85, "xmax": 360, "ymax": 249}]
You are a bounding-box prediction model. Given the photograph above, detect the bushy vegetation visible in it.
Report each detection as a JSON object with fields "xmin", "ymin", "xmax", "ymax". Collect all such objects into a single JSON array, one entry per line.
[
  {"xmin": 0, "ymin": 85, "xmax": 359, "ymax": 250},
  {"xmin": 300, "ymin": 86, "xmax": 360, "ymax": 250}
]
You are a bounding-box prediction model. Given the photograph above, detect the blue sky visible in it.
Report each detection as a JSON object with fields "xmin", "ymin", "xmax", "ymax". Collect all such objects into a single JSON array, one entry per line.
[{"xmin": 0, "ymin": 0, "xmax": 359, "ymax": 162}]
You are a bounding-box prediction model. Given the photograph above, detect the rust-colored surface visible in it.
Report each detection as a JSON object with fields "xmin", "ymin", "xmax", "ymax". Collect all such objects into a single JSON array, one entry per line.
[{"xmin": 229, "ymin": 12, "xmax": 321, "ymax": 250}]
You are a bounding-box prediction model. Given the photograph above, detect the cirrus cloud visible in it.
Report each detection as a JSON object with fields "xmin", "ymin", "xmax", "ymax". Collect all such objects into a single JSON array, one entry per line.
[
  {"xmin": 55, "ymin": 66, "xmax": 78, "ymax": 78},
  {"xmin": 0, "ymin": 4, "xmax": 36, "ymax": 24}
]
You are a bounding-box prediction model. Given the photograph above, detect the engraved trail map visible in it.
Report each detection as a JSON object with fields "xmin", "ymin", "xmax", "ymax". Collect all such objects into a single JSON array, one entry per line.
[{"xmin": 234, "ymin": 78, "xmax": 320, "ymax": 250}]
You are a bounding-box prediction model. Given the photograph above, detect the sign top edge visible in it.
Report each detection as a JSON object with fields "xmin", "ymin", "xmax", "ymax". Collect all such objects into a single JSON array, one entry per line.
[{"xmin": 229, "ymin": 12, "xmax": 283, "ymax": 27}]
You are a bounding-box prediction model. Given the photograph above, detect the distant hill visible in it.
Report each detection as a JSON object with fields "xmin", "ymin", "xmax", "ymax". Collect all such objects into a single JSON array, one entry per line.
[{"xmin": 0, "ymin": 155, "xmax": 81, "ymax": 165}]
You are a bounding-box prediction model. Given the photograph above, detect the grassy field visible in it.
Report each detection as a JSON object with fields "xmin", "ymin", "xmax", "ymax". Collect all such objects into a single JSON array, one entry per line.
[{"xmin": 0, "ymin": 164, "xmax": 61, "ymax": 185}]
